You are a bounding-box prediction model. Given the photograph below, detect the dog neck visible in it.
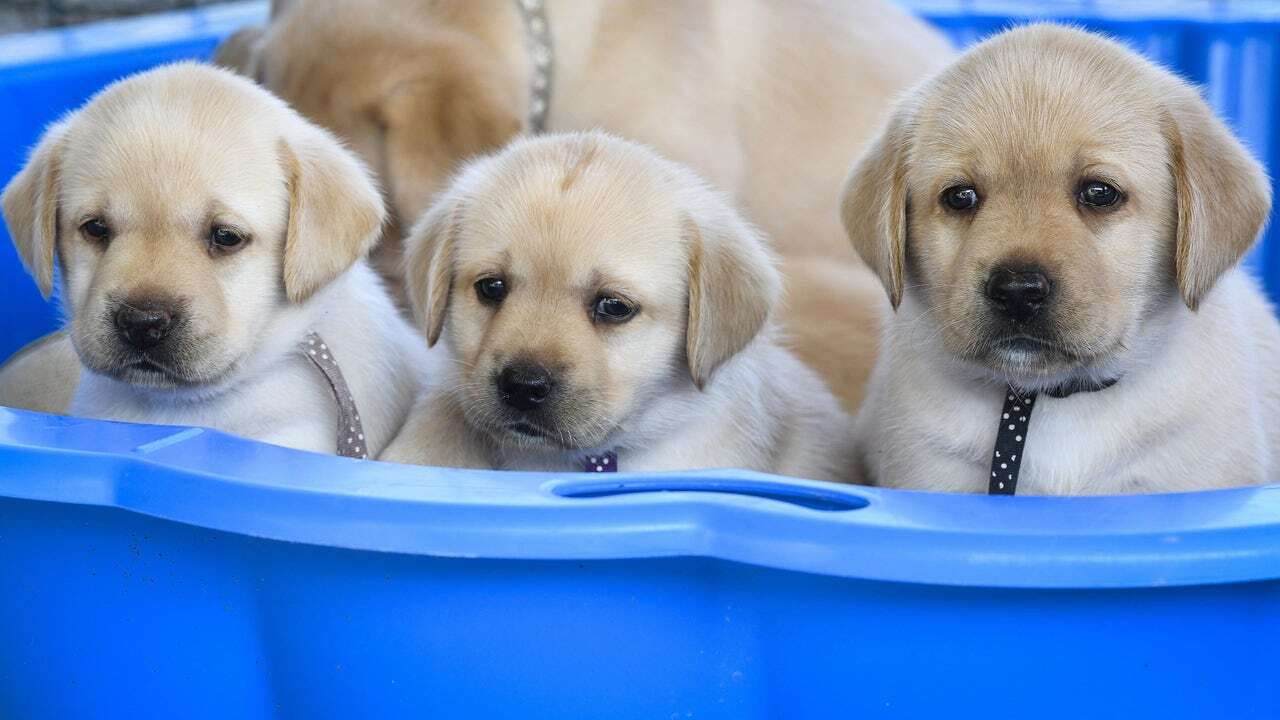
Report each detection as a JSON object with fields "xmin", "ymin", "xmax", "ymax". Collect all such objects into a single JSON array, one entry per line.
[
  {"xmin": 987, "ymin": 377, "xmax": 1119, "ymax": 495},
  {"xmin": 1035, "ymin": 375, "xmax": 1119, "ymax": 399},
  {"xmin": 299, "ymin": 330, "xmax": 367, "ymax": 458}
]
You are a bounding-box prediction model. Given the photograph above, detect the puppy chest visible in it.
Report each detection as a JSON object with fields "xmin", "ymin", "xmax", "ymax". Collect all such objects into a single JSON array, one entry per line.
[
  {"xmin": 992, "ymin": 401, "xmax": 1200, "ymax": 495},
  {"xmin": 901, "ymin": 395, "xmax": 1156, "ymax": 494}
]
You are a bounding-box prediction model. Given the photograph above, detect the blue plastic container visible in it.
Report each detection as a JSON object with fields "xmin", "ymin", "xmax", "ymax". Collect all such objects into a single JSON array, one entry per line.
[{"xmin": 1, "ymin": 3, "xmax": 1278, "ymax": 718}]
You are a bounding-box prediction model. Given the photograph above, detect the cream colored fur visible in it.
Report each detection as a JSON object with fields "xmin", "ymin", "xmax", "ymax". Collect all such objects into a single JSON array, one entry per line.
[
  {"xmin": 0, "ymin": 63, "xmax": 439, "ymax": 456},
  {"xmin": 216, "ymin": 0, "xmax": 952, "ymax": 413},
  {"xmin": 0, "ymin": 332, "xmax": 78, "ymax": 415},
  {"xmin": 844, "ymin": 25, "xmax": 1280, "ymax": 494},
  {"xmin": 382, "ymin": 132, "xmax": 856, "ymax": 482}
]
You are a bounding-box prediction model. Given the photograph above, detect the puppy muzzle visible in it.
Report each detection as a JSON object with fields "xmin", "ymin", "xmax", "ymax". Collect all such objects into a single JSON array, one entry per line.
[
  {"xmin": 93, "ymin": 294, "xmax": 198, "ymax": 386},
  {"xmin": 480, "ymin": 359, "xmax": 615, "ymax": 450}
]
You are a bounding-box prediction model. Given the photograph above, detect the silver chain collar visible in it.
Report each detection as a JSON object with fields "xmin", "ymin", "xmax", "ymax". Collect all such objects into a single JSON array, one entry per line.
[{"xmin": 516, "ymin": 0, "xmax": 553, "ymax": 133}]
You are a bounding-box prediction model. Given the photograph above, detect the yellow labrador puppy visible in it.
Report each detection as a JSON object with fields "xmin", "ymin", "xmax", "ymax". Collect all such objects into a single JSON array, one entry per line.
[
  {"xmin": 215, "ymin": 0, "xmax": 951, "ymax": 413},
  {"xmin": 0, "ymin": 63, "xmax": 437, "ymax": 456},
  {"xmin": 383, "ymin": 132, "xmax": 856, "ymax": 482},
  {"xmin": 843, "ymin": 25, "xmax": 1280, "ymax": 495}
]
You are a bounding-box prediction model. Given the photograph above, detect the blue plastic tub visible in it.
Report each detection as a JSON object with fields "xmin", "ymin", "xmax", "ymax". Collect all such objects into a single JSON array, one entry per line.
[{"xmin": 1, "ymin": 3, "xmax": 1279, "ymax": 718}]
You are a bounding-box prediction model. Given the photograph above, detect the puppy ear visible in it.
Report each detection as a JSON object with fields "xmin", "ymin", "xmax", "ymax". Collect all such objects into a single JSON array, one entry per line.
[
  {"xmin": 840, "ymin": 108, "xmax": 912, "ymax": 309},
  {"xmin": 2, "ymin": 121, "xmax": 68, "ymax": 299},
  {"xmin": 685, "ymin": 205, "xmax": 782, "ymax": 388},
  {"xmin": 403, "ymin": 196, "xmax": 460, "ymax": 347},
  {"xmin": 278, "ymin": 125, "xmax": 386, "ymax": 303},
  {"xmin": 1163, "ymin": 87, "xmax": 1272, "ymax": 310},
  {"xmin": 378, "ymin": 44, "xmax": 521, "ymax": 227},
  {"xmin": 212, "ymin": 25, "xmax": 265, "ymax": 80}
]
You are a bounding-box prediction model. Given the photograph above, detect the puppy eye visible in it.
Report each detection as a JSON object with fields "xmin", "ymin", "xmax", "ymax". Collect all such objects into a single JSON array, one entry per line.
[
  {"xmin": 475, "ymin": 277, "xmax": 508, "ymax": 304},
  {"xmin": 210, "ymin": 226, "xmax": 248, "ymax": 252},
  {"xmin": 80, "ymin": 217, "xmax": 111, "ymax": 242},
  {"xmin": 941, "ymin": 185, "xmax": 979, "ymax": 212},
  {"xmin": 1078, "ymin": 181, "xmax": 1123, "ymax": 208},
  {"xmin": 592, "ymin": 295, "xmax": 636, "ymax": 323}
]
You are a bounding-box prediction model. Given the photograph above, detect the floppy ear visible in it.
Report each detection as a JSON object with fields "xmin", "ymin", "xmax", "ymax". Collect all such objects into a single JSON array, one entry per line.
[
  {"xmin": 2, "ymin": 121, "xmax": 69, "ymax": 299},
  {"xmin": 278, "ymin": 125, "xmax": 386, "ymax": 303},
  {"xmin": 403, "ymin": 196, "xmax": 461, "ymax": 347},
  {"xmin": 1163, "ymin": 87, "xmax": 1272, "ymax": 310},
  {"xmin": 212, "ymin": 25, "xmax": 265, "ymax": 80},
  {"xmin": 685, "ymin": 204, "xmax": 783, "ymax": 389},
  {"xmin": 378, "ymin": 43, "xmax": 521, "ymax": 226},
  {"xmin": 840, "ymin": 107, "xmax": 912, "ymax": 309}
]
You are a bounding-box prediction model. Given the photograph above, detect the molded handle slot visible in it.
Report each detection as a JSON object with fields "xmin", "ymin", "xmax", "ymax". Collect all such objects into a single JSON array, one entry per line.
[{"xmin": 552, "ymin": 478, "xmax": 869, "ymax": 512}]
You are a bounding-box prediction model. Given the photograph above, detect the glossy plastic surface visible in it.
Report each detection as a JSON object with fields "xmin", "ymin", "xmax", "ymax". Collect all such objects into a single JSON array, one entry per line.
[
  {"xmin": 1, "ymin": 2, "xmax": 1279, "ymax": 718},
  {"xmin": 2, "ymin": 408, "xmax": 1280, "ymax": 718},
  {"xmin": 3, "ymin": 406, "xmax": 1280, "ymax": 588}
]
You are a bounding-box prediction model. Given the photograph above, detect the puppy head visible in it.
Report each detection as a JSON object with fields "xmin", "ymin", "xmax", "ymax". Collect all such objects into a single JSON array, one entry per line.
[
  {"xmin": 218, "ymin": 0, "xmax": 522, "ymax": 235},
  {"xmin": 1, "ymin": 62, "xmax": 383, "ymax": 390},
  {"xmin": 842, "ymin": 24, "xmax": 1270, "ymax": 388},
  {"xmin": 404, "ymin": 133, "xmax": 780, "ymax": 452}
]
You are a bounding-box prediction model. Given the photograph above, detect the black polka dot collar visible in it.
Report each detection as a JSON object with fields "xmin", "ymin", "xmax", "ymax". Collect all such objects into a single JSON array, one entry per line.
[{"xmin": 988, "ymin": 377, "xmax": 1118, "ymax": 495}]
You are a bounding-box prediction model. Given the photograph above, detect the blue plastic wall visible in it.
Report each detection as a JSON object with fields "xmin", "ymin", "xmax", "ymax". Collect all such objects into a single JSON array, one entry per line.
[
  {"xmin": 4, "ymin": 499, "xmax": 1279, "ymax": 719},
  {"xmin": 1, "ymin": 3, "xmax": 1280, "ymax": 718},
  {"xmin": 2, "ymin": 411, "xmax": 1280, "ymax": 718}
]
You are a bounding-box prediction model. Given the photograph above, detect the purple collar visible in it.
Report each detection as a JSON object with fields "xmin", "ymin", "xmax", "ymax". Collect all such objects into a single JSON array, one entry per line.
[{"xmin": 583, "ymin": 451, "xmax": 618, "ymax": 473}]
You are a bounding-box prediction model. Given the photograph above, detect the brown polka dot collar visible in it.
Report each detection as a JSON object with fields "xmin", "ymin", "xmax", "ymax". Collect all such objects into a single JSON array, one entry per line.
[
  {"xmin": 300, "ymin": 332, "xmax": 367, "ymax": 459},
  {"xmin": 516, "ymin": 0, "xmax": 553, "ymax": 133}
]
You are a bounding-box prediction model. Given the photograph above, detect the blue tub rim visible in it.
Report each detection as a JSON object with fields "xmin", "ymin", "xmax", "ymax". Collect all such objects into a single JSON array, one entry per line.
[{"xmin": 3, "ymin": 407, "xmax": 1279, "ymax": 591}]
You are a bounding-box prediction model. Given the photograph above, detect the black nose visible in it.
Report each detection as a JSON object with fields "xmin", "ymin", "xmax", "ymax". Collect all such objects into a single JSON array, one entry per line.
[
  {"xmin": 497, "ymin": 362, "xmax": 554, "ymax": 411},
  {"xmin": 985, "ymin": 266, "xmax": 1052, "ymax": 322},
  {"xmin": 114, "ymin": 301, "xmax": 177, "ymax": 350}
]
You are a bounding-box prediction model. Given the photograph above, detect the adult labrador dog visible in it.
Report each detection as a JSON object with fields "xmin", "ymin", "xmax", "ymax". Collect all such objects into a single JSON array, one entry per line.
[
  {"xmin": 215, "ymin": 0, "xmax": 952, "ymax": 412},
  {"xmin": 843, "ymin": 25, "xmax": 1280, "ymax": 495},
  {"xmin": 0, "ymin": 63, "xmax": 437, "ymax": 456},
  {"xmin": 382, "ymin": 132, "xmax": 856, "ymax": 482}
]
